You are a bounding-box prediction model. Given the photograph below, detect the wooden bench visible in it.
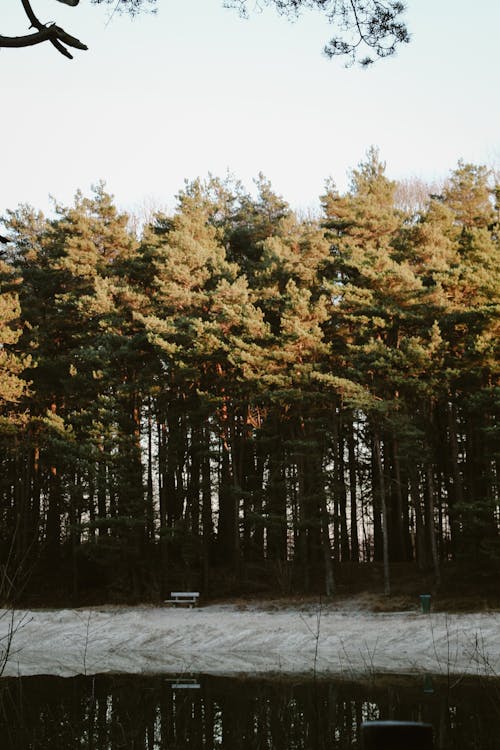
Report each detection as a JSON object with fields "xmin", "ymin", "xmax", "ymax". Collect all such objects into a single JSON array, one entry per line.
[{"xmin": 164, "ymin": 592, "xmax": 200, "ymax": 608}]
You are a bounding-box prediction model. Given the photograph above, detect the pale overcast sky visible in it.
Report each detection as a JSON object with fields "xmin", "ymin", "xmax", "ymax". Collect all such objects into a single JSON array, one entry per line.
[{"xmin": 2, "ymin": 0, "xmax": 499, "ymax": 218}]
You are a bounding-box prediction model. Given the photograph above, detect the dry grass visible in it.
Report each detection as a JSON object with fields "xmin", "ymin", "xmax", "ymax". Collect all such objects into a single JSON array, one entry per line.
[{"xmin": 206, "ymin": 589, "xmax": 500, "ymax": 614}]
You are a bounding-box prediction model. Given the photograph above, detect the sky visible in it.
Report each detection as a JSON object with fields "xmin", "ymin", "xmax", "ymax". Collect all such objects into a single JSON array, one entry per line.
[{"xmin": 2, "ymin": 0, "xmax": 499, "ymax": 220}]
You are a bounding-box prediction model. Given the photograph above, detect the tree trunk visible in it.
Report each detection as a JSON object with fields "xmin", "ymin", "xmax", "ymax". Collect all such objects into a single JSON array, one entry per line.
[
  {"xmin": 201, "ymin": 423, "xmax": 213, "ymax": 595},
  {"xmin": 410, "ymin": 467, "xmax": 426, "ymax": 568},
  {"xmin": 373, "ymin": 428, "xmax": 390, "ymax": 595},
  {"xmin": 426, "ymin": 464, "xmax": 441, "ymax": 586},
  {"xmin": 347, "ymin": 413, "xmax": 359, "ymax": 563}
]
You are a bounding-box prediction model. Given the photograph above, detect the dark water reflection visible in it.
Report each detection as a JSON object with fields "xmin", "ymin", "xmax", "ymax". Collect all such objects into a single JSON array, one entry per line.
[{"xmin": 1, "ymin": 672, "xmax": 499, "ymax": 749}]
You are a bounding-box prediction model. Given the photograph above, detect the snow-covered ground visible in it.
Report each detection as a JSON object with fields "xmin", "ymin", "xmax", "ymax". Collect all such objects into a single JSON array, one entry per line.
[{"xmin": 1, "ymin": 601, "xmax": 499, "ymax": 678}]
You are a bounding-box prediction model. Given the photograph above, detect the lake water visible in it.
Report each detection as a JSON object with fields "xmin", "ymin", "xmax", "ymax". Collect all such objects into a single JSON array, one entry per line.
[{"xmin": 0, "ymin": 672, "xmax": 498, "ymax": 748}]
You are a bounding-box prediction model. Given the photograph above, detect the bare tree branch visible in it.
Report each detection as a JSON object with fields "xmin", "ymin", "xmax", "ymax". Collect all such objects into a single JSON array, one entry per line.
[
  {"xmin": 2, "ymin": 0, "xmax": 408, "ymax": 63},
  {"xmin": 0, "ymin": 0, "xmax": 87, "ymax": 58},
  {"xmin": 0, "ymin": 27, "xmax": 87, "ymax": 54}
]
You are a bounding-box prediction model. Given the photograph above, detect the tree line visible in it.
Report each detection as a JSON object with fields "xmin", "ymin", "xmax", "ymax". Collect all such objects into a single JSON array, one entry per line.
[{"xmin": 0, "ymin": 151, "xmax": 498, "ymax": 602}]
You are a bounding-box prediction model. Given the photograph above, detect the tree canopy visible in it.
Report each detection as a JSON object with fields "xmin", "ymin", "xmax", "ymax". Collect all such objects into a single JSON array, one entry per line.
[
  {"xmin": 1, "ymin": 0, "xmax": 409, "ymax": 63},
  {"xmin": 0, "ymin": 156, "xmax": 498, "ymax": 604}
]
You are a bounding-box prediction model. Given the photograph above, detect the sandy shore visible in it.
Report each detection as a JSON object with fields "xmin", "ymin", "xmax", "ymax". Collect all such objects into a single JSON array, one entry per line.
[{"xmin": 1, "ymin": 601, "xmax": 499, "ymax": 678}]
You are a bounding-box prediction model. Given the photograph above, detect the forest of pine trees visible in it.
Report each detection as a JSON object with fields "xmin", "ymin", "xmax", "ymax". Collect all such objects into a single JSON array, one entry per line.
[{"xmin": 0, "ymin": 152, "xmax": 498, "ymax": 603}]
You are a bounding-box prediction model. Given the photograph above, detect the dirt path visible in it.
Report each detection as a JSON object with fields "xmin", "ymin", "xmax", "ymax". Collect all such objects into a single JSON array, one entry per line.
[{"xmin": 1, "ymin": 601, "xmax": 499, "ymax": 678}]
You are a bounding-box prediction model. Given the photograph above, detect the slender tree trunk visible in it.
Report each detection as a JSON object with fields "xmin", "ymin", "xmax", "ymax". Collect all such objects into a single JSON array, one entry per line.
[
  {"xmin": 336, "ymin": 410, "xmax": 350, "ymax": 562},
  {"xmin": 426, "ymin": 401, "xmax": 441, "ymax": 586},
  {"xmin": 46, "ymin": 465, "xmax": 61, "ymax": 563},
  {"xmin": 371, "ymin": 441, "xmax": 383, "ymax": 563},
  {"xmin": 252, "ymin": 432, "xmax": 265, "ymax": 562},
  {"xmin": 373, "ymin": 428, "xmax": 390, "ymax": 595},
  {"xmin": 447, "ymin": 401, "xmax": 464, "ymax": 556},
  {"xmin": 347, "ymin": 413, "xmax": 359, "ymax": 563},
  {"xmin": 426, "ymin": 464, "xmax": 441, "ymax": 586},
  {"xmin": 31, "ymin": 442, "xmax": 41, "ymax": 557},
  {"xmin": 266, "ymin": 427, "xmax": 288, "ymax": 563},
  {"xmin": 97, "ymin": 441, "xmax": 107, "ymax": 541},
  {"xmin": 320, "ymin": 490, "xmax": 335, "ymax": 596},
  {"xmin": 146, "ymin": 398, "xmax": 155, "ymax": 542},
  {"xmin": 188, "ymin": 422, "xmax": 201, "ymax": 539},
  {"xmin": 410, "ymin": 467, "xmax": 426, "ymax": 569},
  {"xmin": 157, "ymin": 414, "xmax": 168, "ymax": 597},
  {"xmin": 295, "ymin": 446, "xmax": 309, "ymax": 592},
  {"xmin": 391, "ymin": 436, "xmax": 407, "ymax": 561},
  {"xmin": 201, "ymin": 423, "xmax": 213, "ymax": 595},
  {"xmin": 165, "ymin": 401, "xmax": 178, "ymax": 533}
]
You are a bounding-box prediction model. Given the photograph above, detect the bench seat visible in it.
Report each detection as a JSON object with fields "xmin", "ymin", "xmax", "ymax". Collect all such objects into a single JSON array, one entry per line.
[{"xmin": 164, "ymin": 591, "xmax": 200, "ymax": 607}]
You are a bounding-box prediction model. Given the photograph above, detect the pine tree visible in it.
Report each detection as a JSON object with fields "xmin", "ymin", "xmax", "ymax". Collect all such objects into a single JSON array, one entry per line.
[{"xmin": 0, "ymin": 259, "xmax": 28, "ymax": 407}]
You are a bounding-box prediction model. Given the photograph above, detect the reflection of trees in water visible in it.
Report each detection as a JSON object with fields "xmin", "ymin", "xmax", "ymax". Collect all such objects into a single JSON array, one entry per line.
[{"xmin": 0, "ymin": 674, "xmax": 498, "ymax": 749}]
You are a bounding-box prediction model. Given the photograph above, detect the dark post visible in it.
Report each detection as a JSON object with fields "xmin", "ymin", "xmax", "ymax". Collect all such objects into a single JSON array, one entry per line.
[
  {"xmin": 362, "ymin": 721, "xmax": 433, "ymax": 749},
  {"xmin": 420, "ymin": 594, "xmax": 431, "ymax": 613}
]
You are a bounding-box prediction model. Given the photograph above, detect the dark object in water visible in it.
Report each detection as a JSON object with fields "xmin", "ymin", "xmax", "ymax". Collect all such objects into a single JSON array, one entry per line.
[{"xmin": 362, "ymin": 720, "xmax": 433, "ymax": 749}]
